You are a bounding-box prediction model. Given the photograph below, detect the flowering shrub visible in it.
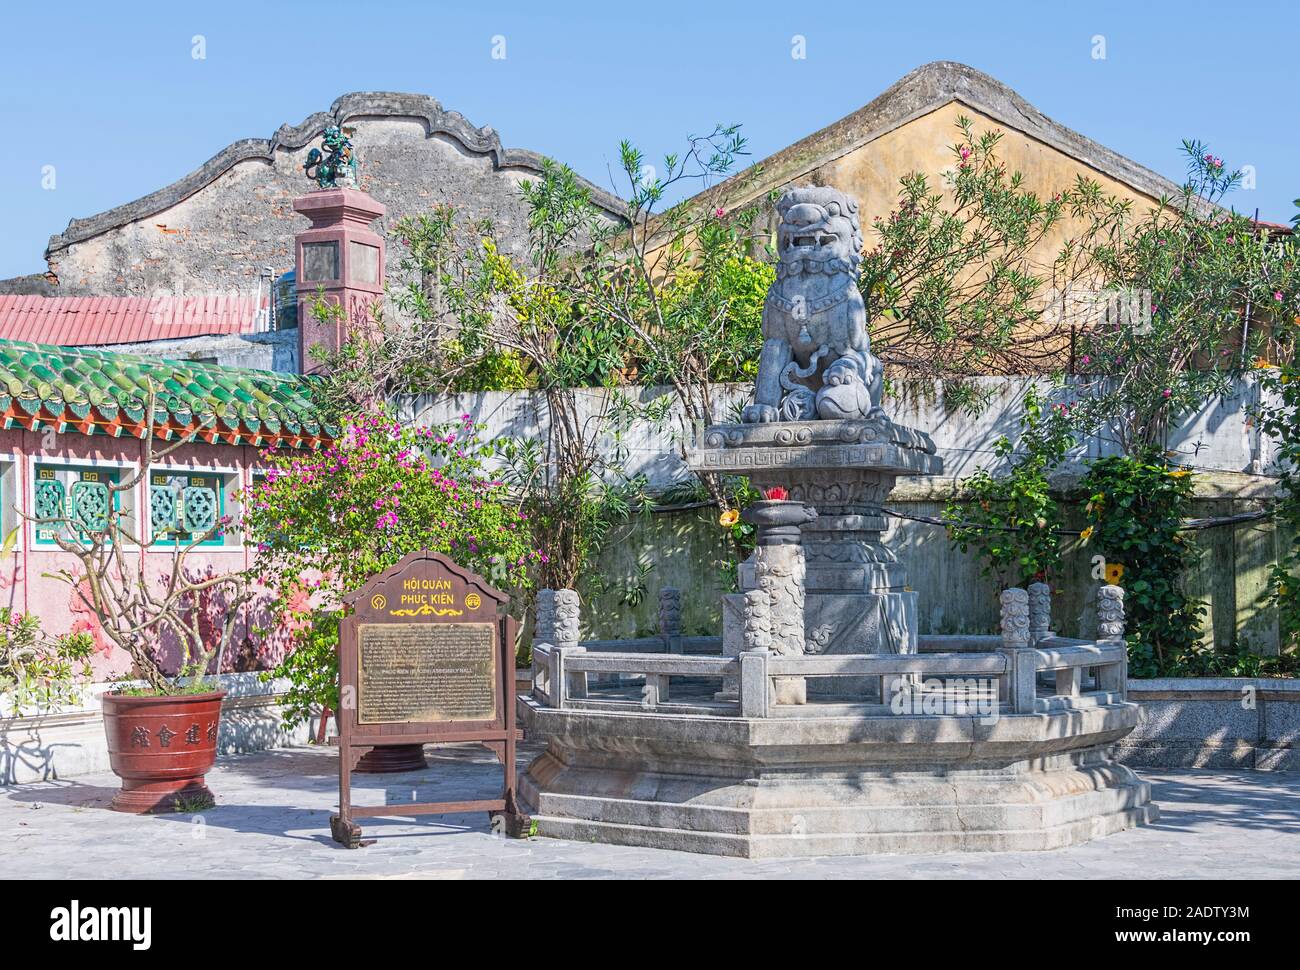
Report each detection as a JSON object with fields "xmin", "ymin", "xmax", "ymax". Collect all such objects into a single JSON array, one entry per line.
[
  {"xmin": 244, "ymin": 412, "xmax": 542, "ymax": 724},
  {"xmin": 0, "ymin": 607, "xmax": 94, "ymax": 711},
  {"xmin": 1069, "ymin": 142, "xmax": 1299, "ymax": 452}
]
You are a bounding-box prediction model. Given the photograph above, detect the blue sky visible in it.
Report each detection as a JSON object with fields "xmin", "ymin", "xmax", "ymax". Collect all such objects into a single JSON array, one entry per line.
[{"xmin": 1, "ymin": 0, "xmax": 1296, "ymax": 280}]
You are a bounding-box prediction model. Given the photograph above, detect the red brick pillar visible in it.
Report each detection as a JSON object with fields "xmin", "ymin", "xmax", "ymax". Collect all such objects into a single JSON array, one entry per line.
[{"xmin": 292, "ymin": 188, "xmax": 386, "ymax": 375}]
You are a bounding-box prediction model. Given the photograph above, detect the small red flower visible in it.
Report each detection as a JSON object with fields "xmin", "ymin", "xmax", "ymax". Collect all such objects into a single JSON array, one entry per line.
[{"xmin": 763, "ymin": 486, "xmax": 789, "ymax": 500}]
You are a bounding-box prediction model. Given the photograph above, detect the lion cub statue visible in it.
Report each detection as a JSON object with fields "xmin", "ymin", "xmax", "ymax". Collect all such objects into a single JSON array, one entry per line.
[{"xmin": 742, "ymin": 187, "xmax": 883, "ymax": 424}]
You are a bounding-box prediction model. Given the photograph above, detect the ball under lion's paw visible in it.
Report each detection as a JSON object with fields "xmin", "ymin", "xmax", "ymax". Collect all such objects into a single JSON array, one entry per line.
[
  {"xmin": 816, "ymin": 381, "xmax": 872, "ymax": 420},
  {"xmin": 742, "ymin": 403, "xmax": 780, "ymax": 424}
]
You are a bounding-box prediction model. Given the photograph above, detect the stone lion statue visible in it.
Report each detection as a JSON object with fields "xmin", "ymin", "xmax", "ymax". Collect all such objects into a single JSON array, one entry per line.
[{"xmin": 742, "ymin": 186, "xmax": 883, "ymax": 423}]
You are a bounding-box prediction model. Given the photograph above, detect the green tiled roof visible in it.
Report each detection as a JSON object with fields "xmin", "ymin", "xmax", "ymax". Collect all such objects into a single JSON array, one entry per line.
[{"xmin": 0, "ymin": 339, "xmax": 335, "ymax": 449}]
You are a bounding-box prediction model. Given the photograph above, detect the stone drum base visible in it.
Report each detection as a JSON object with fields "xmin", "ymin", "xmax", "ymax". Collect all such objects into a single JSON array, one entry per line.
[{"xmin": 518, "ymin": 699, "xmax": 1158, "ymax": 859}]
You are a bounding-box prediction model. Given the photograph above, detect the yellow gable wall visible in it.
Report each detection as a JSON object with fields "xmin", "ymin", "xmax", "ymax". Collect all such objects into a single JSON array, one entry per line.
[{"xmin": 746, "ymin": 100, "xmax": 1164, "ymax": 281}]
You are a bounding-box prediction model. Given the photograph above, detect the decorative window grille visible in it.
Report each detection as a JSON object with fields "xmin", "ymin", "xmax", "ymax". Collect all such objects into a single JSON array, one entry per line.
[
  {"xmin": 150, "ymin": 472, "xmax": 225, "ymax": 544},
  {"xmin": 34, "ymin": 466, "xmax": 119, "ymax": 544},
  {"xmin": 70, "ymin": 480, "xmax": 110, "ymax": 533},
  {"xmin": 150, "ymin": 483, "xmax": 177, "ymax": 535},
  {"xmin": 183, "ymin": 486, "xmax": 218, "ymax": 534}
]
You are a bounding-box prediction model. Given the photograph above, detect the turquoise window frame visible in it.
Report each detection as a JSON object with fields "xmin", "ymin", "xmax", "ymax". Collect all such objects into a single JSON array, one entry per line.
[
  {"xmin": 149, "ymin": 471, "xmax": 226, "ymax": 546},
  {"xmin": 33, "ymin": 464, "xmax": 121, "ymax": 546}
]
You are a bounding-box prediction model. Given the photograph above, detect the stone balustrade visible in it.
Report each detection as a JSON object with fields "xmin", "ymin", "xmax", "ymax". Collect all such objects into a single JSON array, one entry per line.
[
  {"xmin": 529, "ymin": 638, "xmax": 1128, "ymax": 719},
  {"xmin": 527, "ymin": 583, "xmax": 1129, "ymax": 719}
]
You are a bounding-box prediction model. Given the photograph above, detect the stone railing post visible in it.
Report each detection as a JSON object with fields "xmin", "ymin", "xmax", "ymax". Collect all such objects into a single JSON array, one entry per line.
[
  {"xmin": 1097, "ymin": 585, "xmax": 1126, "ymax": 641},
  {"xmin": 739, "ymin": 581, "xmax": 773, "ymax": 716},
  {"xmin": 998, "ymin": 587, "xmax": 1036, "ymax": 714},
  {"xmin": 535, "ymin": 589, "xmax": 557, "ymax": 645},
  {"xmin": 531, "ymin": 589, "xmax": 556, "ymax": 699},
  {"xmin": 552, "ymin": 589, "xmax": 584, "ymax": 699},
  {"xmin": 658, "ymin": 586, "xmax": 683, "ymax": 654},
  {"xmin": 1095, "ymin": 583, "xmax": 1128, "ymax": 699},
  {"xmin": 1027, "ymin": 581, "xmax": 1052, "ymax": 644},
  {"xmin": 739, "ymin": 648, "xmax": 771, "ymax": 718}
]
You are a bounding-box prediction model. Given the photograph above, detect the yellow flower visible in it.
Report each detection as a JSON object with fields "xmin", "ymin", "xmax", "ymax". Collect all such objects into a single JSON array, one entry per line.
[
  {"xmin": 1080, "ymin": 526, "xmax": 1094, "ymax": 542},
  {"xmin": 1253, "ymin": 357, "xmax": 1273, "ymax": 370},
  {"xmin": 718, "ymin": 509, "xmax": 739, "ymax": 527},
  {"xmin": 1168, "ymin": 469, "xmax": 1190, "ymax": 478},
  {"xmin": 1105, "ymin": 562, "xmax": 1125, "ymax": 584}
]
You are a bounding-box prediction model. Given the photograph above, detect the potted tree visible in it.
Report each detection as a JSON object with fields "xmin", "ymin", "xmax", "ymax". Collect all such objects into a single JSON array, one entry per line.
[{"xmin": 30, "ymin": 390, "xmax": 252, "ymax": 813}]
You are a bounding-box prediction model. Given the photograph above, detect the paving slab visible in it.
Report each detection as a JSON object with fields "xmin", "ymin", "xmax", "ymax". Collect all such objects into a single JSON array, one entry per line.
[{"xmin": 3, "ymin": 744, "xmax": 1298, "ymax": 879}]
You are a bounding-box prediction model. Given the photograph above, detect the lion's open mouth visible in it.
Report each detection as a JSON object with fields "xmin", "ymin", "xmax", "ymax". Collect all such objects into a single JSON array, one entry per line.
[{"xmin": 787, "ymin": 233, "xmax": 836, "ymax": 250}]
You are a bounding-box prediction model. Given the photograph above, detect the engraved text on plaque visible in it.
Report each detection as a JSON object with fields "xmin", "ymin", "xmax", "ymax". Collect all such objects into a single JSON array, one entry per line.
[{"xmin": 357, "ymin": 622, "xmax": 497, "ymax": 724}]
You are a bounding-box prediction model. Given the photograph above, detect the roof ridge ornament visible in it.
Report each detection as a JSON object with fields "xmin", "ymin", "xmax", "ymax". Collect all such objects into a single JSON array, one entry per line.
[{"xmin": 304, "ymin": 125, "xmax": 359, "ymax": 190}]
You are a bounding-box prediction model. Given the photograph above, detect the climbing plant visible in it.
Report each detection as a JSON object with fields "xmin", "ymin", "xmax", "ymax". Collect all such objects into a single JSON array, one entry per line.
[
  {"xmin": 943, "ymin": 385, "xmax": 1076, "ymax": 588},
  {"xmin": 1079, "ymin": 451, "xmax": 1205, "ymax": 677}
]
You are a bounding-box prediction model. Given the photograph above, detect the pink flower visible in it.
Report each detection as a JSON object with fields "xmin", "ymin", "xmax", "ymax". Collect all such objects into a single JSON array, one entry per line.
[
  {"xmin": 714, "ymin": 207, "xmax": 726, "ymax": 218},
  {"xmin": 1162, "ymin": 389, "xmax": 1172, "ymax": 398},
  {"xmin": 1274, "ymin": 291, "xmax": 1284, "ymax": 302}
]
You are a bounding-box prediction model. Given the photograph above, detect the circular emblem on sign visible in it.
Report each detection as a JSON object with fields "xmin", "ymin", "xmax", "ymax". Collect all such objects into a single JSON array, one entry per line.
[
  {"xmin": 371, "ymin": 594, "xmax": 387, "ymax": 611},
  {"xmin": 464, "ymin": 593, "xmax": 482, "ymax": 610}
]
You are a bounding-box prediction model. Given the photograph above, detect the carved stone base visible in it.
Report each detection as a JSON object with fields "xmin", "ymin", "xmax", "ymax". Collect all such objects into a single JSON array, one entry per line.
[
  {"xmin": 690, "ymin": 417, "xmax": 943, "ymax": 664},
  {"xmin": 519, "ymin": 697, "xmax": 1157, "ymax": 858},
  {"xmin": 803, "ymin": 590, "xmax": 918, "ymax": 699}
]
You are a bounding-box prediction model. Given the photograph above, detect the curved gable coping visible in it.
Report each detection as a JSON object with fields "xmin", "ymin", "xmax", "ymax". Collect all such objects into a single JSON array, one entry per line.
[
  {"xmin": 46, "ymin": 91, "xmax": 627, "ymax": 256},
  {"xmin": 704, "ymin": 61, "xmax": 1208, "ymax": 216}
]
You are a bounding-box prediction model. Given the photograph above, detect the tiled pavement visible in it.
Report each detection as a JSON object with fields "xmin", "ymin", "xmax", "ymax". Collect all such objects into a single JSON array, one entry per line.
[{"xmin": 5, "ymin": 744, "xmax": 1299, "ymax": 879}]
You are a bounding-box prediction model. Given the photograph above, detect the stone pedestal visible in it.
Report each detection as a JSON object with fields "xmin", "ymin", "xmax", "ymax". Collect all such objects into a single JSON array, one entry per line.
[
  {"xmin": 519, "ymin": 698, "xmax": 1157, "ymax": 858},
  {"xmin": 293, "ymin": 188, "xmax": 386, "ymax": 375},
  {"xmin": 691, "ymin": 415, "xmax": 942, "ymax": 699}
]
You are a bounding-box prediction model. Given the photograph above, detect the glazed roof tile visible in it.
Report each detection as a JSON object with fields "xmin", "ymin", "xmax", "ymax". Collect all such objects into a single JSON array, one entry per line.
[{"xmin": 0, "ymin": 339, "xmax": 332, "ymax": 449}]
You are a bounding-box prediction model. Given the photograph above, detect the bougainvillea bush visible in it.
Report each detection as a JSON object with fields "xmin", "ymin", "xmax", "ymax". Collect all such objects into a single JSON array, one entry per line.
[{"xmin": 244, "ymin": 412, "xmax": 543, "ymax": 726}]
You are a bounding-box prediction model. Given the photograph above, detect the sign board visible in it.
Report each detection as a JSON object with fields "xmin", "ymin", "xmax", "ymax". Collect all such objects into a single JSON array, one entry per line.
[{"xmin": 330, "ymin": 550, "xmax": 527, "ymax": 847}]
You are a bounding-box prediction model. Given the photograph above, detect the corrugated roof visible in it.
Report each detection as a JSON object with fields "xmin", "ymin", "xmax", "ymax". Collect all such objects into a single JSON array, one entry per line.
[
  {"xmin": 0, "ymin": 294, "xmax": 266, "ymax": 346},
  {"xmin": 0, "ymin": 339, "xmax": 332, "ymax": 450}
]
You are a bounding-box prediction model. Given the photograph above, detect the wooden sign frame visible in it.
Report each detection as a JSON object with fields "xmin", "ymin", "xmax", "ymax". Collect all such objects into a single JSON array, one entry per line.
[{"xmin": 329, "ymin": 549, "xmax": 527, "ymax": 848}]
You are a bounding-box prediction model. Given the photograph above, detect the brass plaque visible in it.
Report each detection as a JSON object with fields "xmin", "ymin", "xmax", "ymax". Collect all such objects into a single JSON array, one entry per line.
[{"xmin": 357, "ymin": 622, "xmax": 496, "ymax": 724}]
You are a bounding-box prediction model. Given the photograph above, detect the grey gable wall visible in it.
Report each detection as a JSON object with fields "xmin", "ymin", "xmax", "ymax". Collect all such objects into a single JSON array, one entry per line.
[{"xmin": 35, "ymin": 92, "xmax": 627, "ymax": 298}]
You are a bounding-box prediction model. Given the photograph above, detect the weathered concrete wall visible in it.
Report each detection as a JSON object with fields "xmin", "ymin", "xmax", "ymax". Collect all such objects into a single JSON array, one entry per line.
[
  {"xmin": 400, "ymin": 375, "xmax": 1281, "ymax": 490},
  {"xmin": 576, "ymin": 492, "xmax": 1287, "ymax": 656},
  {"xmin": 397, "ymin": 376, "xmax": 1287, "ymax": 653},
  {"xmin": 40, "ymin": 93, "xmax": 625, "ymax": 299},
  {"xmin": 706, "ymin": 62, "xmax": 1184, "ymax": 307}
]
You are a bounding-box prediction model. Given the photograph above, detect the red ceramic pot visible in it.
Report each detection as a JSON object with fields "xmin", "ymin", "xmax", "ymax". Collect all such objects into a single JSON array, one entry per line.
[{"xmin": 101, "ymin": 690, "xmax": 225, "ymax": 813}]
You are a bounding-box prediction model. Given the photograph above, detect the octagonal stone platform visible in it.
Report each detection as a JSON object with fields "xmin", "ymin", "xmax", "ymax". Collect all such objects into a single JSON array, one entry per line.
[{"xmin": 518, "ymin": 698, "xmax": 1158, "ymax": 858}]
